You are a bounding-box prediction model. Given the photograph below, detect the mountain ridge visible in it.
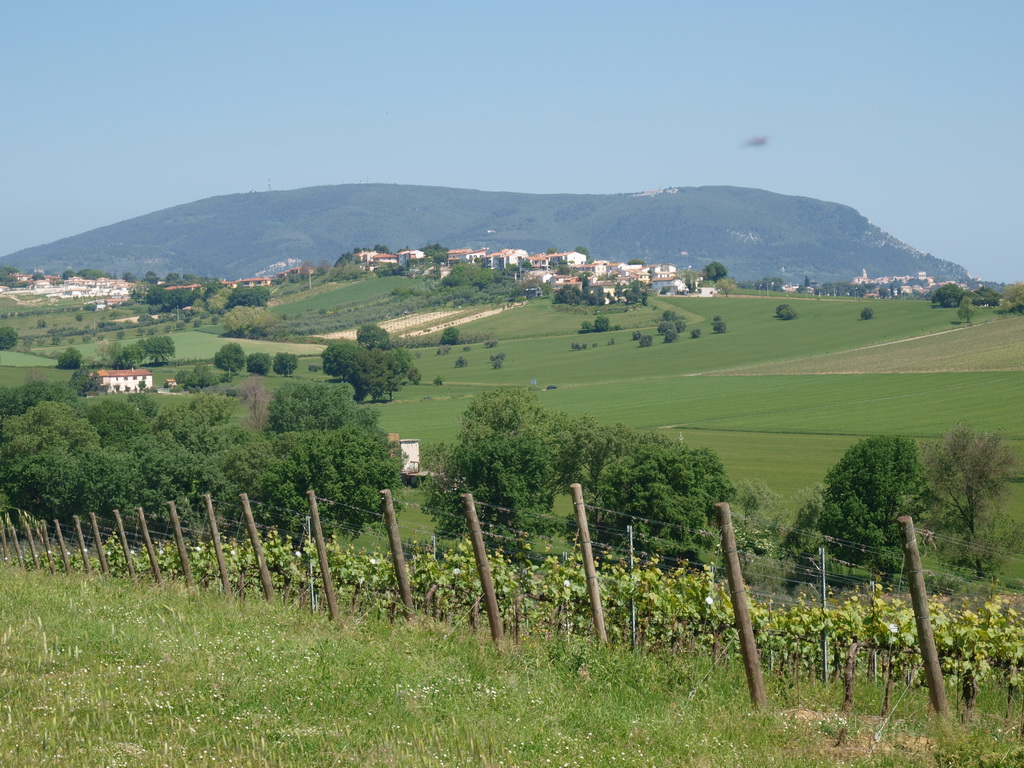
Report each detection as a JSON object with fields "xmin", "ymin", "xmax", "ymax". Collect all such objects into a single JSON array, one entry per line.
[{"xmin": 1, "ymin": 183, "xmax": 969, "ymax": 282}]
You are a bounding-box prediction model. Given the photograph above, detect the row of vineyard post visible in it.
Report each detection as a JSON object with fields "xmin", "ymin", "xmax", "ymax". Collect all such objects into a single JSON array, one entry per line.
[{"xmin": 0, "ymin": 486, "xmax": 948, "ymax": 717}]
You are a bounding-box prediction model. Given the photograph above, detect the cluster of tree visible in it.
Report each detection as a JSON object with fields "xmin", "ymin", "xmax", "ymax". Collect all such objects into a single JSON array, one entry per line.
[
  {"xmin": 657, "ymin": 310, "xmax": 686, "ymax": 342},
  {"xmin": 321, "ymin": 325, "xmax": 414, "ymax": 401},
  {"xmin": 775, "ymin": 303, "xmax": 798, "ymax": 321},
  {"xmin": 579, "ymin": 316, "xmax": 610, "ymax": 334},
  {"xmin": 0, "ymin": 265, "xmax": 23, "ymax": 288},
  {"xmin": 423, "ymin": 389, "xmax": 733, "ymax": 558},
  {"xmin": 244, "ymin": 351, "xmax": 298, "ymax": 377},
  {"xmin": 786, "ymin": 427, "xmax": 1021, "ymax": 579},
  {"xmin": 0, "ymin": 379, "xmax": 398, "ymax": 533},
  {"xmin": 932, "ymin": 282, "xmax": 1024, "ymax": 318},
  {"xmin": 140, "ymin": 281, "xmax": 221, "ymax": 312},
  {"xmin": 94, "ymin": 336, "xmax": 176, "ymax": 369}
]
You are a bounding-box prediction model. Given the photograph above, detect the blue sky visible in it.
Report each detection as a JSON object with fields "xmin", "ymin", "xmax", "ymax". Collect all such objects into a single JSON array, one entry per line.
[{"xmin": 2, "ymin": 1, "xmax": 1021, "ymax": 282}]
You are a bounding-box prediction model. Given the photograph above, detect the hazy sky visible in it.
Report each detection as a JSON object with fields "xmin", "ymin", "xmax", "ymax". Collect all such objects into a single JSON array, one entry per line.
[{"xmin": 2, "ymin": 1, "xmax": 1021, "ymax": 282}]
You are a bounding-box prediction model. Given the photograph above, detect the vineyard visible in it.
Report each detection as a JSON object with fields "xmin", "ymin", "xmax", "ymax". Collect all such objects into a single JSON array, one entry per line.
[{"xmin": 6, "ymin": 486, "xmax": 1024, "ymax": 737}]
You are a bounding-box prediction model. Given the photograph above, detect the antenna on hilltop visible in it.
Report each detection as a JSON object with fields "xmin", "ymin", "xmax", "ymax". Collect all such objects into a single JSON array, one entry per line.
[{"xmin": 267, "ymin": 179, "xmax": 272, "ymax": 192}]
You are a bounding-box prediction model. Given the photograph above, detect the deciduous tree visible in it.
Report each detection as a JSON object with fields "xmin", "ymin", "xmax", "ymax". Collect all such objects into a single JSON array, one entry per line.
[
  {"xmin": 818, "ymin": 435, "xmax": 926, "ymax": 574},
  {"xmin": 214, "ymin": 343, "xmax": 246, "ymax": 376},
  {"xmin": 922, "ymin": 423, "xmax": 1022, "ymax": 577},
  {"xmin": 272, "ymin": 352, "xmax": 298, "ymax": 376}
]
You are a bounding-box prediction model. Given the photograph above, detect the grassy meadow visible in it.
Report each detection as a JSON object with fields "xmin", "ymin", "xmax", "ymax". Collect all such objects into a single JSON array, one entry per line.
[{"xmin": 0, "ymin": 568, "xmax": 1013, "ymax": 768}]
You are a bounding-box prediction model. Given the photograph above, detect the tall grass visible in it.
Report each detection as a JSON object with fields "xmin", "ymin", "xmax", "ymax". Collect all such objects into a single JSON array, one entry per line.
[{"xmin": 0, "ymin": 569, "xmax": 1010, "ymax": 767}]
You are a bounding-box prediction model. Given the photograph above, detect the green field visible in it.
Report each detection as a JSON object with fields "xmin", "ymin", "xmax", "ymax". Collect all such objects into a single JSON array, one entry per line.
[
  {"xmin": 0, "ymin": 349, "xmax": 58, "ymax": 367},
  {"xmin": 60, "ymin": 331, "xmax": 324, "ymax": 363}
]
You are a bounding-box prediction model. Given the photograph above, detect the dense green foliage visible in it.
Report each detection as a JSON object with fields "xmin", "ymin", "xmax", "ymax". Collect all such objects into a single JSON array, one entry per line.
[
  {"xmin": 213, "ymin": 342, "xmax": 246, "ymax": 374},
  {"xmin": 425, "ymin": 389, "xmax": 733, "ymax": 548},
  {"xmin": 320, "ymin": 340, "xmax": 412, "ymax": 401},
  {"xmin": 0, "ymin": 379, "xmax": 395, "ymax": 533},
  {"xmin": 819, "ymin": 435, "xmax": 927, "ymax": 574},
  {"xmin": 55, "ymin": 346, "xmax": 83, "ymax": 369}
]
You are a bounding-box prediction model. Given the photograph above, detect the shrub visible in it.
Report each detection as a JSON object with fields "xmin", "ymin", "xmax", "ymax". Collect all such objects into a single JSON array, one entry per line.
[
  {"xmin": 690, "ymin": 328, "xmax": 702, "ymax": 338},
  {"xmin": 775, "ymin": 303, "xmax": 798, "ymax": 321},
  {"xmin": 860, "ymin": 306, "xmax": 874, "ymax": 320},
  {"xmin": 712, "ymin": 316, "xmax": 727, "ymax": 333},
  {"xmin": 663, "ymin": 327, "xmax": 678, "ymax": 343},
  {"xmin": 455, "ymin": 356, "xmax": 468, "ymax": 368},
  {"xmin": 484, "ymin": 338, "xmax": 499, "ymax": 348},
  {"xmin": 638, "ymin": 334, "xmax": 653, "ymax": 348}
]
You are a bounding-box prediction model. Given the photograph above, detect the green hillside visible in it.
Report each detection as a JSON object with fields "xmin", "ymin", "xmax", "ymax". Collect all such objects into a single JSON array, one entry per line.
[{"xmin": 1, "ymin": 184, "xmax": 968, "ymax": 283}]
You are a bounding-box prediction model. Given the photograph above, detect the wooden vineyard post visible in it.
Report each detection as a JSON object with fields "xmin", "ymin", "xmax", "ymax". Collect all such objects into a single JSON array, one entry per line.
[
  {"xmin": 304, "ymin": 491, "xmax": 339, "ymax": 620},
  {"xmin": 53, "ymin": 520, "xmax": 71, "ymax": 573},
  {"xmin": 0, "ymin": 520, "xmax": 8, "ymax": 562},
  {"xmin": 10, "ymin": 524, "xmax": 26, "ymax": 570},
  {"xmin": 136, "ymin": 508, "xmax": 163, "ymax": 586},
  {"xmin": 22, "ymin": 519, "xmax": 41, "ymax": 570},
  {"xmin": 898, "ymin": 516, "xmax": 949, "ymax": 717},
  {"xmin": 204, "ymin": 495, "xmax": 232, "ymax": 596},
  {"xmin": 381, "ymin": 489, "xmax": 414, "ymax": 620},
  {"xmin": 88, "ymin": 512, "xmax": 110, "ymax": 575},
  {"xmin": 38, "ymin": 522, "xmax": 57, "ymax": 575},
  {"xmin": 571, "ymin": 483, "xmax": 607, "ymax": 644},
  {"xmin": 167, "ymin": 502, "xmax": 195, "ymax": 591},
  {"xmin": 461, "ymin": 493, "xmax": 504, "ymax": 645},
  {"xmin": 715, "ymin": 502, "xmax": 767, "ymax": 709},
  {"xmin": 240, "ymin": 494, "xmax": 274, "ymax": 602},
  {"xmin": 112, "ymin": 510, "xmax": 136, "ymax": 579},
  {"xmin": 73, "ymin": 515, "xmax": 92, "ymax": 575}
]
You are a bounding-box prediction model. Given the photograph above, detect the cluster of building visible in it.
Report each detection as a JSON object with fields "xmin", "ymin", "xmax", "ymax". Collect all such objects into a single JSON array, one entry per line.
[
  {"xmin": 0, "ymin": 273, "xmax": 133, "ymax": 305},
  {"xmin": 352, "ymin": 248, "xmax": 714, "ymax": 297},
  {"xmin": 850, "ymin": 269, "xmax": 957, "ymax": 296}
]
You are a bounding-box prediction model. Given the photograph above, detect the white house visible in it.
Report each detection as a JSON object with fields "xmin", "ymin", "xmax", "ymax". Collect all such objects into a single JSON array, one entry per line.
[
  {"xmin": 652, "ymin": 276, "xmax": 686, "ymax": 295},
  {"xmin": 95, "ymin": 368, "xmax": 153, "ymax": 392}
]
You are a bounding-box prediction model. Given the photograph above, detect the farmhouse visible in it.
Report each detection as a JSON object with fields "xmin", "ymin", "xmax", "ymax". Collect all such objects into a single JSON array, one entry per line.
[{"xmin": 94, "ymin": 368, "xmax": 153, "ymax": 393}]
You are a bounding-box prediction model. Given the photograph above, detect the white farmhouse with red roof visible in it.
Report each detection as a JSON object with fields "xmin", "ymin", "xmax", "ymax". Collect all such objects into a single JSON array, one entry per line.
[{"xmin": 94, "ymin": 368, "xmax": 153, "ymax": 393}]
